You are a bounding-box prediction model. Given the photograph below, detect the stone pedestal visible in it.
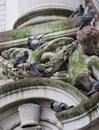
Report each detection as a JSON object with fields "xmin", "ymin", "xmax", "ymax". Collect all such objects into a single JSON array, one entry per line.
[{"xmin": 18, "ymin": 103, "xmax": 41, "ymax": 128}]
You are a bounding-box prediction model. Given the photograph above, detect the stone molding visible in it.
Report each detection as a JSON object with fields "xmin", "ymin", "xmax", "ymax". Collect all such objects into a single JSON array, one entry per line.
[{"xmin": 13, "ymin": 5, "xmax": 72, "ymax": 29}]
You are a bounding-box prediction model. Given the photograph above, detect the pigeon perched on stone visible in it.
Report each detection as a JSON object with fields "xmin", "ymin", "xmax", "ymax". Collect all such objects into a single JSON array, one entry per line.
[
  {"xmin": 50, "ymin": 100, "xmax": 74, "ymax": 112},
  {"xmin": 27, "ymin": 38, "xmax": 44, "ymax": 50},
  {"xmin": 76, "ymin": 11, "xmax": 94, "ymax": 30},
  {"xmin": 13, "ymin": 51, "xmax": 29, "ymax": 68},
  {"xmin": 69, "ymin": 4, "xmax": 84, "ymax": 18},
  {"xmin": 30, "ymin": 63, "xmax": 45, "ymax": 77},
  {"xmin": 87, "ymin": 81, "xmax": 99, "ymax": 96}
]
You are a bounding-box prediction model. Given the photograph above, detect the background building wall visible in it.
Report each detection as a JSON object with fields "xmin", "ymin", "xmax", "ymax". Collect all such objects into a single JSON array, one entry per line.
[
  {"xmin": 6, "ymin": 0, "xmax": 18, "ymax": 31},
  {"xmin": 0, "ymin": 0, "xmax": 6, "ymax": 32}
]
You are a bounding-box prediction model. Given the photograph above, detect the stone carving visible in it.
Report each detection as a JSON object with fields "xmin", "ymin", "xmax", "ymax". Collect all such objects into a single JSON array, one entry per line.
[
  {"xmin": 18, "ymin": 103, "xmax": 41, "ymax": 128},
  {"xmin": 0, "ymin": 25, "xmax": 99, "ymax": 94},
  {"xmin": 0, "ymin": 37, "xmax": 74, "ymax": 80}
]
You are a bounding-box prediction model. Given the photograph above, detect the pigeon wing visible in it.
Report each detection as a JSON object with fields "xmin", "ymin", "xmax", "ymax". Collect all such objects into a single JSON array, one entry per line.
[
  {"xmin": 93, "ymin": 81, "xmax": 99, "ymax": 90},
  {"xmin": 87, "ymin": 89, "xmax": 97, "ymax": 96},
  {"xmin": 70, "ymin": 8, "xmax": 79, "ymax": 18}
]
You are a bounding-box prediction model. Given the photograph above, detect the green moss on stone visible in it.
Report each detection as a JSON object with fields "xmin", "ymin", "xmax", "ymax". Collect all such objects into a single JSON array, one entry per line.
[
  {"xmin": 69, "ymin": 48, "xmax": 87, "ymax": 78},
  {"xmin": 72, "ymin": 63, "xmax": 87, "ymax": 76},
  {"xmin": 56, "ymin": 104, "xmax": 85, "ymax": 121},
  {"xmin": 78, "ymin": 52, "xmax": 85, "ymax": 63},
  {"xmin": 89, "ymin": 59, "xmax": 99, "ymax": 70},
  {"xmin": 56, "ymin": 97, "xmax": 98, "ymax": 121},
  {"xmin": 56, "ymin": 80, "xmax": 87, "ymax": 101},
  {"xmin": 33, "ymin": 47, "xmax": 46, "ymax": 63},
  {"xmin": 50, "ymin": 22, "xmax": 70, "ymax": 32},
  {"xmin": 9, "ymin": 29, "xmax": 31, "ymax": 40}
]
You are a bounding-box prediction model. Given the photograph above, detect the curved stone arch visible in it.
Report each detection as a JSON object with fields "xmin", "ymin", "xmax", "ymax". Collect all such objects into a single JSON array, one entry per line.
[
  {"xmin": 0, "ymin": 86, "xmax": 78, "ymax": 108},
  {"xmin": 0, "ymin": 78, "xmax": 87, "ymax": 130},
  {"xmin": 0, "ymin": 78, "xmax": 87, "ymax": 109}
]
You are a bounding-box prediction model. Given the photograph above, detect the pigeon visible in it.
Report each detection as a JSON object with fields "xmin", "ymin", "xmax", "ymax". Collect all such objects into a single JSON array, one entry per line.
[
  {"xmin": 50, "ymin": 100, "xmax": 74, "ymax": 112},
  {"xmin": 87, "ymin": 81, "xmax": 99, "ymax": 96},
  {"xmin": 27, "ymin": 38, "xmax": 44, "ymax": 50},
  {"xmin": 76, "ymin": 11, "xmax": 94, "ymax": 30},
  {"xmin": 30, "ymin": 63, "xmax": 45, "ymax": 77},
  {"xmin": 69, "ymin": 4, "xmax": 84, "ymax": 18},
  {"xmin": 13, "ymin": 51, "xmax": 29, "ymax": 68}
]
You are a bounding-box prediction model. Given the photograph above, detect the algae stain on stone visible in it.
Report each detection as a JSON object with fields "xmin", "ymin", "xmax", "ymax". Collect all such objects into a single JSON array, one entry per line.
[
  {"xmin": 9, "ymin": 29, "xmax": 32, "ymax": 40},
  {"xmin": 51, "ymin": 22, "xmax": 70, "ymax": 32}
]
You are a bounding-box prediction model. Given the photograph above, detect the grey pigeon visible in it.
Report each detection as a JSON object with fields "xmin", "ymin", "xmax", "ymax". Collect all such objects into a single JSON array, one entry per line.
[
  {"xmin": 27, "ymin": 38, "xmax": 44, "ymax": 50},
  {"xmin": 50, "ymin": 100, "xmax": 74, "ymax": 112},
  {"xmin": 30, "ymin": 63, "xmax": 45, "ymax": 77},
  {"xmin": 76, "ymin": 11, "xmax": 94, "ymax": 30},
  {"xmin": 13, "ymin": 51, "xmax": 29, "ymax": 68},
  {"xmin": 87, "ymin": 81, "xmax": 99, "ymax": 96},
  {"xmin": 69, "ymin": 4, "xmax": 84, "ymax": 18}
]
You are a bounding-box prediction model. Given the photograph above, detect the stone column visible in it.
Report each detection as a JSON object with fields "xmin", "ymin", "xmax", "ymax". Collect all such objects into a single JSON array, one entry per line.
[{"xmin": 18, "ymin": 103, "xmax": 41, "ymax": 129}]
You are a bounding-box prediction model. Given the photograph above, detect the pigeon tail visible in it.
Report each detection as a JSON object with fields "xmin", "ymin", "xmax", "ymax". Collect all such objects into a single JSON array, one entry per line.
[
  {"xmin": 79, "ymin": 24, "xmax": 85, "ymax": 30},
  {"xmin": 64, "ymin": 105, "xmax": 74, "ymax": 110},
  {"xmin": 87, "ymin": 89, "xmax": 97, "ymax": 96}
]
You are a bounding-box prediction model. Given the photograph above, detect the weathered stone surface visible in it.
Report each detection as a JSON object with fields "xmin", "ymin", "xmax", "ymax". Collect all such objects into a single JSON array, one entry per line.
[
  {"xmin": 18, "ymin": 103, "xmax": 41, "ymax": 128},
  {"xmin": 77, "ymin": 25, "xmax": 99, "ymax": 55},
  {"xmin": 68, "ymin": 42, "xmax": 89, "ymax": 90},
  {"xmin": 87, "ymin": 55, "xmax": 99, "ymax": 80}
]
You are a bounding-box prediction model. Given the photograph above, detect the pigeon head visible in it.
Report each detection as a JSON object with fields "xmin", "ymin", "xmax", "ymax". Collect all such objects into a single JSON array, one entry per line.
[
  {"xmin": 24, "ymin": 51, "xmax": 29, "ymax": 57},
  {"xmin": 79, "ymin": 4, "xmax": 84, "ymax": 14},
  {"xmin": 80, "ymin": 4, "xmax": 83, "ymax": 8},
  {"xmin": 32, "ymin": 63, "xmax": 37, "ymax": 66},
  {"xmin": 27, "ymin": 38, "xmax": 33, "ymax": 46},
  {"xmin": 50, "ymin": 100, "xmax": 55, "ymax": 105},
  {"xmin": 28, "ymin": 37, "xmax": 33, "ymax": 41}
]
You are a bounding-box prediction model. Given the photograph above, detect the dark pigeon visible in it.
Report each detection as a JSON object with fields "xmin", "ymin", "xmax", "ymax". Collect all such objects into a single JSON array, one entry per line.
[
  {"xmin": 69, "ymin": 4, "xmax": 84, "ymax": 18},
  {"xmin": 13, "ymin": 51, "xmax": 29, "ymax": 68},
  {"xmin": 27, "ymin": 38, "xmax": 44, "ymax": 50},
  {"xmin": 87, "ymin": 81, "xmax": 99, "ymax": 96},
  {"xmin": 76, "ymin": 11, "xmax": 94, "ymax": 30},
  {"xmin": 30, "ymin": 63, "xmax": 45, "ymax": 77},
  {"xmin": 50, "ymin": 100, "xmax": 74, "ymax": 112}
]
